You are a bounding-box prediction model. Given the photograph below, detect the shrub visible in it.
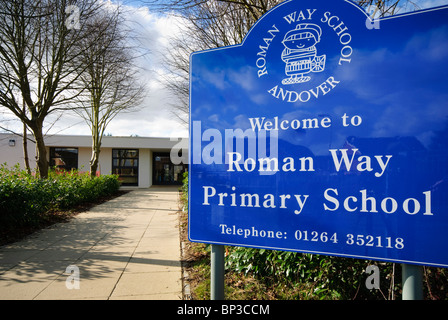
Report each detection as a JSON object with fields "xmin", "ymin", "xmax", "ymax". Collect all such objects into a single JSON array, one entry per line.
[
  {"xmin": 0, "ymin": 164, "xmax": 120, "ymax": 229},
  {"xmin": 180, "ymin": 171, "xmax": 188, "ymax": 207},
  {"xmin": 225, "ymin": 247, "xmax": 395, "ymax": 299}
]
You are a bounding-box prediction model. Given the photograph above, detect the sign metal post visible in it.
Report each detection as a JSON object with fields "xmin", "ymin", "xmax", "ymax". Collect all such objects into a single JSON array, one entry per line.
[
  {"xmin": 402, "ymin": 264, "xmax": 423, "ymax": 300},
  {"xmin": 211, "ymin": 244, "xmax": 225, "ymax": 300}
]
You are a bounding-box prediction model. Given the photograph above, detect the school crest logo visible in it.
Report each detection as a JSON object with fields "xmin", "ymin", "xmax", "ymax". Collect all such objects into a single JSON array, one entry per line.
[
  {"xmin": 281, "ymin": 23, "xmax": 326, "ymax": 85},
  {"xmin": 255, "ymin": 9, "xmax": 353, "ymax": 104}
]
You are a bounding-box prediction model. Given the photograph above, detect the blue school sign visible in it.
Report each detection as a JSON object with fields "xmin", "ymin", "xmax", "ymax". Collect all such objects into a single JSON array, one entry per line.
[{"xmin": 188, "ymin": 0, "xmax": 448, "ymax": 268}]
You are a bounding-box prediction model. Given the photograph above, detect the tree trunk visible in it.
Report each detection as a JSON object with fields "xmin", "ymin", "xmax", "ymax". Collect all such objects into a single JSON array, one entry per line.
[
  {"xmin": 22, "ymin": 121, "xmax": 31, "ymax": 175},
  {"xmin": 31, "ymin": 124, "xmax": 49, "ymax": 178},
  {"xmin": 90, "ymin": 148, "xmax": 100, "ymax": 178},
  {"xmin": 90, "ymin": 133, "xmax": 101, "ymax": 178},
  {"xmin": 22, "ymin": 102, "xmax": 31, "ymax": 175}
]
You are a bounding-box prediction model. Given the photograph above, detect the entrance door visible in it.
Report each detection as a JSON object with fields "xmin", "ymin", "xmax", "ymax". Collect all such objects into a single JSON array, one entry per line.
[{"xmin": 153, "ymin": 152, "xmax": 186, "ymax": 185}]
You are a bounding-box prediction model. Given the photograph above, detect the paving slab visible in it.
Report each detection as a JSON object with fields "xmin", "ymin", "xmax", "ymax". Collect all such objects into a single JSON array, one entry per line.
[{"xmin": 0, "ymin": 186, "xmax": 183, "ymax": 300}]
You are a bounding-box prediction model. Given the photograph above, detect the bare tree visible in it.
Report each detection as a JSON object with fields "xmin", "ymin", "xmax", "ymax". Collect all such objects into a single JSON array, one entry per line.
[
  {"xmin": 0, "ymin": 0, "xmax": 104, "ymax": 178},
  {"xmin": 74, "ymin": 5, "xmax": 146, "ymax": 178}
]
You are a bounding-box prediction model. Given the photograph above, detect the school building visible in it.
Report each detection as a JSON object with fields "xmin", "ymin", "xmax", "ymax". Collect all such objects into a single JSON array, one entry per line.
[{"xmin": 0, "ymin": 133, "xmax": 188, "ymax": 187}]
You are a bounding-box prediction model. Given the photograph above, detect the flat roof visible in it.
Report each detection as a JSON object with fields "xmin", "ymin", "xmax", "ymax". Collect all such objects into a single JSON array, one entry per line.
[{"xmin": 0, "ymin": 133, "xmax": 188, "ymax": 150}]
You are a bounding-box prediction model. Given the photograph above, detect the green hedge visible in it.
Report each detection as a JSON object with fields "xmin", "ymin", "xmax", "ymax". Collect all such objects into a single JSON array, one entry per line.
[
  {"xmin": 0, "ymin": 164, "xmax": 120, "ymax": 229},
  {"xmin": 225, "ymin": 247, "xmax": 397, "ymax": 299}
]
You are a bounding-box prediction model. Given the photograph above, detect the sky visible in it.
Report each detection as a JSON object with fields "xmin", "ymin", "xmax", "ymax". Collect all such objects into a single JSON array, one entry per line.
[{"xmin": 1, "ymin": 0, "xmax": 447, "ymax": 139}]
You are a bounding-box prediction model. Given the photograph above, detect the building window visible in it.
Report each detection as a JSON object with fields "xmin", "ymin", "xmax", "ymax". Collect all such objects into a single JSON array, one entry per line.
[
  {"xmin": 112, "ymin": 149, "xmax": 139, "ymax": 186},
  {"xmin": 50, "ymin": 147, "xmax": 78, "ymax": 171},
  {"xmin": 153, "ymin": 152, "xmax": 187, "ymax": 185}
]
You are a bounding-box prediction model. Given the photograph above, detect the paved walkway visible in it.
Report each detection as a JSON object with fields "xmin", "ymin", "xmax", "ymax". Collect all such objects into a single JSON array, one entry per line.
[{"xmin": 0, "ymin": 187, "xmax": 183, "ymax": 300}]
